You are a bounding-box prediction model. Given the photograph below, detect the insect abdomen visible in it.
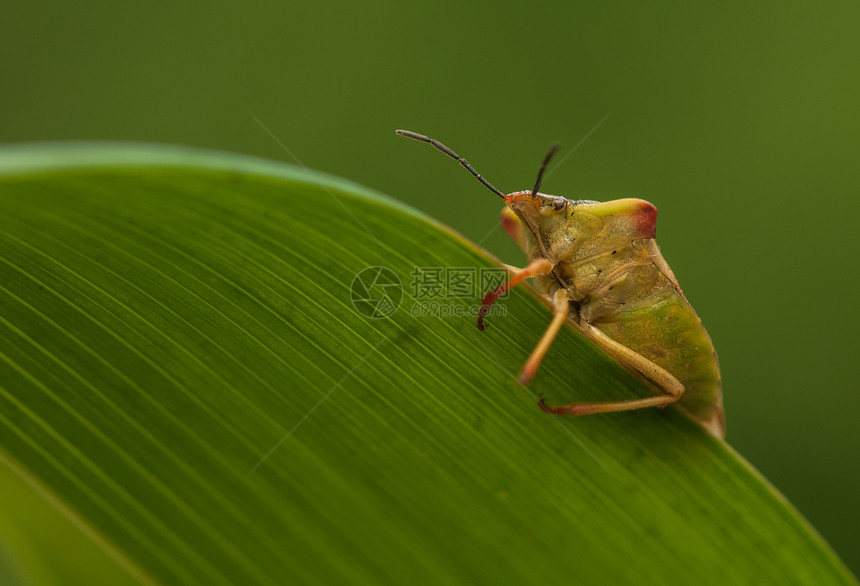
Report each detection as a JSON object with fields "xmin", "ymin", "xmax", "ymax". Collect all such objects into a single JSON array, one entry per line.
[{"xmin": 591, "ymin": 274, "xmax": 723, "ymax": 433}]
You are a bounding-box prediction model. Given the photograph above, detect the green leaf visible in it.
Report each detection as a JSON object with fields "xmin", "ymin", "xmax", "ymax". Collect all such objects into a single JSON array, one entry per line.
[{"xmin": 0, "ymin": 143, "xmax": 854, "ymax": 585}]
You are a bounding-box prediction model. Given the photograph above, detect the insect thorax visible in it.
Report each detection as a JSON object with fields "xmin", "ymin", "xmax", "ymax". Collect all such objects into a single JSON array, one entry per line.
[{"xmin": 514, "ymin": 197, "xmax": 672, "ymax": 325}]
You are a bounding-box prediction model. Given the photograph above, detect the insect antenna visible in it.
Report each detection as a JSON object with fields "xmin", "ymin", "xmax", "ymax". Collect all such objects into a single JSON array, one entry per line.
[
  {"xmin": 396, "ymin": 129, "xmax": 506, "ymax": 200},
  {"xmin": 531, "ymin": 143, "xmax": 560, "ymax": 197}
]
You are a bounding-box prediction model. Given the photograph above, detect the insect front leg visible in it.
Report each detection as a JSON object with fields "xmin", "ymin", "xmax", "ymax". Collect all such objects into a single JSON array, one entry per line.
[
  {"xmin": 499, "ymin": 207, "xmax": 527, "ymax": 250},
  {"xmin": 477, "ymin": 257, "xmax": 554, "ymax": 330},
  {"xmin": 538, "ymin": 323, "xmax": 685, "ymax": 416}
]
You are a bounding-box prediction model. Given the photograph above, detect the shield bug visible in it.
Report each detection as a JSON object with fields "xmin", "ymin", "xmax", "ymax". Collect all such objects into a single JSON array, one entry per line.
[{"xmin": 396, "ymin": 129, "xmax": 724, "ymax": 438}]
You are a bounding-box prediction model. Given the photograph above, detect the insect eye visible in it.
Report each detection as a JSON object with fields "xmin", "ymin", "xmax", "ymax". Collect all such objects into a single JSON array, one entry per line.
[{"xmin": 553, "ymin": 198, "xmax": 566, "ymax": 211}]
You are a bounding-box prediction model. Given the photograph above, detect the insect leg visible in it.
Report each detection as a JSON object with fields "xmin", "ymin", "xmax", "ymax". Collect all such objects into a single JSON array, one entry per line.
[
  {"xmin": 499, "ymin": 207, "xmax": 526, "ymax": 249},
  {"xmin": 477, "ymin": 258, "xmax": 554, "ymax": 330},
  {"xmin": 538, "ymin": 323, "xmax": 685, "ymax": 416},
  {"xmin": 538, "ymin": 393, "xmax": 677, "ymax": 416},
  {"xmin": 519, "ymin": 289, "xmax": 569, "ymax": 385}
]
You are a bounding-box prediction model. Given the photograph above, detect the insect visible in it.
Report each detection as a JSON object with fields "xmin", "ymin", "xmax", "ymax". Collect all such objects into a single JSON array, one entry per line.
[{"xmin": 396, "ymin": 129, "xmax": 724, "ymax": 438}]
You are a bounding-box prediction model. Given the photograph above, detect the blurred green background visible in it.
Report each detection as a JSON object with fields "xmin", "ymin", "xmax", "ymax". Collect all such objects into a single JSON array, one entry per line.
[{"xmin": 2, "ymin": 0, "xmax": 859, "ymax": 577}]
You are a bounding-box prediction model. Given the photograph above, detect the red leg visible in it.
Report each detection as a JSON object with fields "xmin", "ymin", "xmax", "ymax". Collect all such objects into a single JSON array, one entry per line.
[{"xmin": 477, "ymin": 258, "xmax": 554, "ymax": 330}]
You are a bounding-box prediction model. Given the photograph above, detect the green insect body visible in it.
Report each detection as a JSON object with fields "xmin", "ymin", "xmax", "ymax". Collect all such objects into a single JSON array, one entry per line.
[
  {"xmin": 501, "ymin": 193, "xmax": 723, "ymax": 437},
  {"xmin": 397, "ymin": 129, "xmax": 724, "ymax": 438}
]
